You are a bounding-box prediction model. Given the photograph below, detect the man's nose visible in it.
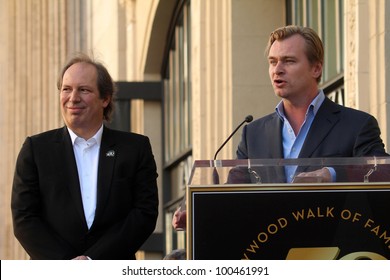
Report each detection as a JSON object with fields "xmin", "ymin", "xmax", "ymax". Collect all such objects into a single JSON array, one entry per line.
[
  {"xmin": 69, "ymin": 90, "xmax": 81, "ymax": 102},
  {"xmin": 274, "ymin": 61, "xmax": 284, "ymax": 74}
]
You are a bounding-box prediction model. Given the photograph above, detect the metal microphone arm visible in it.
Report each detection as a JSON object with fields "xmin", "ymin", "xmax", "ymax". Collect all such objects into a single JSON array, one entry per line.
[{"xmin": 213, "ymin": 115, "xmax": 253, "ymax": 160}]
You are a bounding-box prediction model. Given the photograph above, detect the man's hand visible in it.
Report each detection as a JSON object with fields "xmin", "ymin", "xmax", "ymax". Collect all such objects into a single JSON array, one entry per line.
[
  {"xmin": 172, "ymin": 207, "xmax": 186, "ymax": 230},
  {"xmin": 72, "ymin": 255, "xmax": 90, "ymax": 260},
  {"xmin": 293, "ymin": 167, "xmax": 332, "ymax": 183}
]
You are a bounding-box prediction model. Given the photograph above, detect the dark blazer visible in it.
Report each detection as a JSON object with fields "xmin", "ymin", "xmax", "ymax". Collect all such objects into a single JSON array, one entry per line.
[
  {"xmin": 238, "ymin": 98, "xmax": 387, "ymax": 158},
  {"xmin": 11, "ymin": 126, "xmax": 158, "ymax": 260},
  {"xmin": 235, "ymin": 98, "xmax": 388, "ymax": 182}
]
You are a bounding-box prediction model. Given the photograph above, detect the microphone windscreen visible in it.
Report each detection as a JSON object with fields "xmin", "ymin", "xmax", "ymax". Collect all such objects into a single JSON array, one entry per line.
[{"xmin": 245, "ymin": 115, "xmax": 253, "ymax": 123}]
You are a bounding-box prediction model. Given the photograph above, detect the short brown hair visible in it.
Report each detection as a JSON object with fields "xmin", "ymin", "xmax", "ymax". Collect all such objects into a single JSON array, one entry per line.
[
  {"xmin": 265, "ymin": 25, "xmax": 324, "ymax": 82},
  {"xmin": 57, "ymin": 53, "xmax": 116, "ymax": 122}
]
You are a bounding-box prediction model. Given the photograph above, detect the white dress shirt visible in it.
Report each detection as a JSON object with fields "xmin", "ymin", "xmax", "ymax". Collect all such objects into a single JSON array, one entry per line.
[{"xmin": 68, "ymin": 125, "xmax": 103, "ymax": 229}]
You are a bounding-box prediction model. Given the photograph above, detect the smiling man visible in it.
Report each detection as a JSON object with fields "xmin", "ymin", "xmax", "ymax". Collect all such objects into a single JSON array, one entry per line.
[
  {"xmin": 11, "ymin": 53, "xmax": 159, "ymax": 260},
  {"xmin": 60, "ymin": 61, "xmax": 110, "ymax": 140}
]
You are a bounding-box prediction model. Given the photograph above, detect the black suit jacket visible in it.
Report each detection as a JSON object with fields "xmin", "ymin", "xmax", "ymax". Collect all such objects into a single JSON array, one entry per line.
[
  {"xmin": 235, "ymin": 98, "xmax": 388, "ymax": 182},
  {"xmin": 11, "ymin": 126, "xmax": 158, "ymax": 260}
]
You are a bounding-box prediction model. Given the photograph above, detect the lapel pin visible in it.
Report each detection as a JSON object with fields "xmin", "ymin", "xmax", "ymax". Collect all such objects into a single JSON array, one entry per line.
[{"xmin": 106, "ymin": 150, "xmax": 115, "ymax": 157}]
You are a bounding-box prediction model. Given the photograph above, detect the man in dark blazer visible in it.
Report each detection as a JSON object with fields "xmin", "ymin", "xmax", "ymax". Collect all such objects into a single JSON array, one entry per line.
[
  {"xmin": 11, "ymin": 53, "xmax": 158, "ymax": 260},
  {"xmin": 236, "ymin": 25, "xmax": 388, "ymax": 183},
  {"xmin": 172, "ymin": 25, "xmax": 389, "ymax": 231}
]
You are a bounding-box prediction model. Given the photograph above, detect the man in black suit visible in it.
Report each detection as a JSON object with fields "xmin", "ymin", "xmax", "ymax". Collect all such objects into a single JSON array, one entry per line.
[
  {"xmin": 11, "ymin": 53, "xmax": 159, "ymax": 260},
  {"xmin": 236, "ymin": 25, "xmax": 388, "ymax": 183}
]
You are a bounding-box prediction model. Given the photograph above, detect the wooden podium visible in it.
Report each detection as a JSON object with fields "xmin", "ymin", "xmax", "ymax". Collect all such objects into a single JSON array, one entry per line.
[{"xmin": 186, "ymin": 157, "xmax": 390, "ymax": 260}]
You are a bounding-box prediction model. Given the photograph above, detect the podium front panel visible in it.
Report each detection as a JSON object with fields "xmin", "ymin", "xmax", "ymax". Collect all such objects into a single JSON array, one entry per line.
[{"xmin": 187, "ymin": 184, "xmax": 390, "ymax": 260}]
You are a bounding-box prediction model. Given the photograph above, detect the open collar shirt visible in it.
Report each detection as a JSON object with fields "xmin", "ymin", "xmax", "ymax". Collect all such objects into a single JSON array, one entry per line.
[
  {"xmin": 275, "ymin": 90, "xmax": 325, "ymax": 182},
  {"xmin": 68, "ymin": 125, "xmax": 103, "ymax": 229}
]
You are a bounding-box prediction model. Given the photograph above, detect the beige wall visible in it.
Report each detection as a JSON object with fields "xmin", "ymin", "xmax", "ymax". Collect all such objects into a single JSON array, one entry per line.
[
  {"xmin": 367, "ymin": 0, "xmax": 390, "ymax": 148},
  {"xmin": 344, "ymin": 0, "xmax": 390, "ymax": 149},
  {"xmin": 0, "ymin": 0, "xmax": 67, "ymax": 259},
  {"xmin": 191, "ymin": 0, "xmax": 285, "ymax": 161},
  {"xmin": 191, "ymin": 0, "xmax": 233, "ymax": 160},
  {"xmin": 231, "ymin": 0, "xmax": 285, "ymax": 155}
]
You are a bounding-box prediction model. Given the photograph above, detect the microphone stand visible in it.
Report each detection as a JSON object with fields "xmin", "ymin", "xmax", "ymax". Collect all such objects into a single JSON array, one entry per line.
[{"xmin": 212, "ymin": 115, "xmax": 253, "ymax": 184}]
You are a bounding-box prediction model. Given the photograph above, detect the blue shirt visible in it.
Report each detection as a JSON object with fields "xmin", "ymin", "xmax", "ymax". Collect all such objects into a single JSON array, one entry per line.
[{"xmin": 275, "ymin": 90, "xmax": 332, "ymax": 182}]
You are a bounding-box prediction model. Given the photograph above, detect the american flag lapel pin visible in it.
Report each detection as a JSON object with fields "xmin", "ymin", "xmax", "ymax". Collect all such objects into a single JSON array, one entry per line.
[{"xmin": 106, "ymin": 150, "xmax": 115, "ymax": 157}]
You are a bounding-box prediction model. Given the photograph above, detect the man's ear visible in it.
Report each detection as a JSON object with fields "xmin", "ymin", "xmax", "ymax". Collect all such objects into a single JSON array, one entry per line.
[
  {"xmin": 102, "ymin": 95, "xmax": 111, "ymax": 108},
  {"xmin": 312, "ymin": 62, "xmax": 323, "ymax": 80}
]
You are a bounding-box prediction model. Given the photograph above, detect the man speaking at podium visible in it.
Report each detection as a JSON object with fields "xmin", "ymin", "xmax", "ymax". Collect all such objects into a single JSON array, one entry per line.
[
  {"xmin": 236, "ymin": 25, "xmax": 388, "ymax": 183},
  {"xmin": 172, "ymin": 25, "xmax": 388, "ymax": 231}
]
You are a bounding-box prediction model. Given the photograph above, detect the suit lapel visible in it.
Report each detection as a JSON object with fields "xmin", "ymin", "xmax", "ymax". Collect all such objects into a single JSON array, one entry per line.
[
  {"xmin": 94, "ymin": 127, "xmax": 116, "ymax": 222},
  {"xmin": 57, "ymin": 127, "xmax": 87, "ymax": 226},
  {"xmin": 299, "ymin": 98, "xmax": 341, "ymax": 158},
  {"xmin": 265, "ymin": 114, "xmax": 284, "ymax": 158},
  {"xmin": 264, "ymin": 115, "xmax": 286, "ymax": 182}
]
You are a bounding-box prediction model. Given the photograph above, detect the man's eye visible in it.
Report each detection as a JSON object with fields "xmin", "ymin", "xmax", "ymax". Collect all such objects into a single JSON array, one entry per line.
[
  {"xmin": 269, "ymin": 60, "xmax": 277, "ymax": 66},
  {"xmin": 80, "ymin": 88, "xmax": 91, "ymax": 93}
]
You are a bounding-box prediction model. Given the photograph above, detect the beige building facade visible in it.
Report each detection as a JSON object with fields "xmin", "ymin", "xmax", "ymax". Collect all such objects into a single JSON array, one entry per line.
[{"xmin": 0, "ymin": 0, "xmax": 389, "ymax": 259}]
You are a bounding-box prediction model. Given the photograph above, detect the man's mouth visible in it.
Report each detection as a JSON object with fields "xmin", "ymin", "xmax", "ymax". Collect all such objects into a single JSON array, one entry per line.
[
  {"xmin": 273, "ymin": 79, "xmax": 286, "ymax": 86},
  {"xmin": 67, "ymin": 106, "xmax": 84, "ymax": 113}
]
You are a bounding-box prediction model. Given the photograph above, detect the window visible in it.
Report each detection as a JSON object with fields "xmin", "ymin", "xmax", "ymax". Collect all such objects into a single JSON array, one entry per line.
[
  {"xmin": 287, "ymin": 0, "xmax": 344, "ymax": 105},
  {"xmin": 162, "ymin": 0, "xmax": 192, "ymax": 254},
  {"xmin": 164, "ymin": 2, "xmax": 192, "ymax": 163}
]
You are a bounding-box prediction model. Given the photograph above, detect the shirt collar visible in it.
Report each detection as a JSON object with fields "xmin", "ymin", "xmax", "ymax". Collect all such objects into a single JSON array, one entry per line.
[
  {"xmin": 68, "ymin": 124, "xmax": 104, "ymax": 146},
  {"xmin": 275, "ymin": 89, "xmax": 325, "ymax": 120}
]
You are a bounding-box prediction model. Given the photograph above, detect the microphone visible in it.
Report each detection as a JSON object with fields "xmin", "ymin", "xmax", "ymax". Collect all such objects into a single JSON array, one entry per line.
[
  {"xmin": 213, "ymin": 115, "xmax": 253, "ymax": 160},
  {"xmin": 213, "ymin": 115, "xmax": 253, "ymax": 184}
]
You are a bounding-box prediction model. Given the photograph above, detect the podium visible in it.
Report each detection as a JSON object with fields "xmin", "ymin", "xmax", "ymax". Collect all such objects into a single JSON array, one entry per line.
[{"xmin": 186, "ymin": 157, "xmax": 390, "ymax": 260}]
